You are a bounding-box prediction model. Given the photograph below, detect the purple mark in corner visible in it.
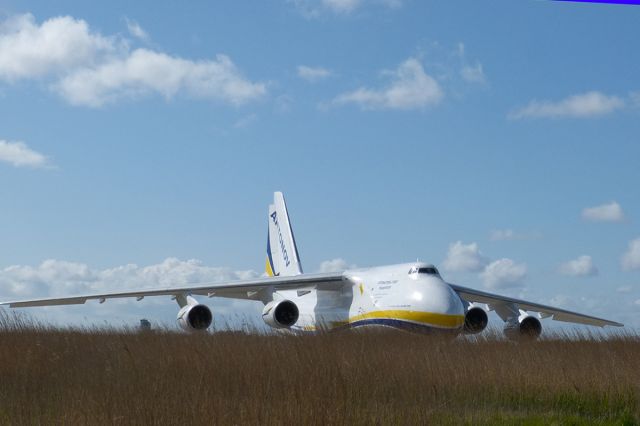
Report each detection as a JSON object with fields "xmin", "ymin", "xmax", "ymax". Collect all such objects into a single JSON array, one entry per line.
[{"xmin": 554, "ymin": 0, "xmax": 640, "ymax": 4}]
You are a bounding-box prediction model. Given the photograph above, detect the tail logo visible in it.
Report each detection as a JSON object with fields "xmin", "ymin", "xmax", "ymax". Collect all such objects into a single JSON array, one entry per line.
[{"xmin": 270, "ymin": 211, "xmax": 291, "ymax": 267}]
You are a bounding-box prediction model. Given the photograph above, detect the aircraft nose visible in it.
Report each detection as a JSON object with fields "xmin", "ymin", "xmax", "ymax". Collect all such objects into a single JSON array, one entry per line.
[
  {"xmin": 410, "ymin": 278, "xmax": 465, "ymax": 328},
  {"xmin": 425, "ymin": 279, "xmax": 464, "ymax": 314}
]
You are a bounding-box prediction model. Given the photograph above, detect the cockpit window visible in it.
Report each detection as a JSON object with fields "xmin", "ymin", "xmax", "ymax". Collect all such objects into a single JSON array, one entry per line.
[{"xmin": 408, "ymin": 266, "xmax": 440, "ymax": 275}]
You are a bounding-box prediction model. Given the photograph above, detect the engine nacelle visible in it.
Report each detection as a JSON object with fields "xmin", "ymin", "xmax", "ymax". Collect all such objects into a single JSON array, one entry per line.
[
  {"xmin": 177, "ymin": 303, "xmax": 213, "ymax": 331},
  {"xmin": 463, "ymin": 307, "xmax": 489, "ymax": 335},
  {"xmin": 262, "ymin": 299, "xmax": 299, "ymax": 329},
  {"xmin": 503, "ymin": 315, "xmax": 542, "ymax": 340}
]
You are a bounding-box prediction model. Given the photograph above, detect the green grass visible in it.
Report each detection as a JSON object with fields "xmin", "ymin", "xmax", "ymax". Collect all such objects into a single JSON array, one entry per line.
[{"xmin": 0, "ymin": 312, "xmax": 637, "ymax": 425}]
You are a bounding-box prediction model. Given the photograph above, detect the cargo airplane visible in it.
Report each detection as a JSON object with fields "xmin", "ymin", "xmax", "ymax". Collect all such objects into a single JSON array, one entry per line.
[{"xmin": 1, "ymin": 192, "xmax": 622, "ymax": 338}]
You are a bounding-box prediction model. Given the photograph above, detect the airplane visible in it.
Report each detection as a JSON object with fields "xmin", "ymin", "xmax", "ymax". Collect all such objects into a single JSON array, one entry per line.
[{"xmin": 1, "ymin": 192, "xmax": 623, "ymax": 339}]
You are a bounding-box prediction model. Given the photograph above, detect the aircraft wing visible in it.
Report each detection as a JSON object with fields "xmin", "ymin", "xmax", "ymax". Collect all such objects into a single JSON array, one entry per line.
[
  {"xmin": 449, "ymin": 283, "xmax": 623, "ymax": 327},
  {"xmin": 0, "ymin": 272, "xmax": 347, "ymax": 308}
]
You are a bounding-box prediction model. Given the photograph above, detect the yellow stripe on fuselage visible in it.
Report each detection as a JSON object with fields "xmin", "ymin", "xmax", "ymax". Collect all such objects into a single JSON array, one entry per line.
[
  {"xmin": 294, "ymin": 310, "xmax": 464, "ymax": 333},
  {"xmin": 348, "ymin": 310, "xmax": 465, "ymax": 329}
]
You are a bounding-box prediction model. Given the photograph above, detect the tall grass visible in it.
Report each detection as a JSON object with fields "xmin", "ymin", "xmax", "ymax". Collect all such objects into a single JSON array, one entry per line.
[{"xmin": 0, "ymin": 312, "xmax": 637, "ymax": 425}]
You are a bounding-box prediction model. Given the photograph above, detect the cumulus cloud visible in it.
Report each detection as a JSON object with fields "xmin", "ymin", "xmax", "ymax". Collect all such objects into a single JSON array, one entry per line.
[
  {"xmin": 0, "ymin": 258, "xmax": 262, "ymax": 328},
  {"xmin": 318, "ymin": 258, "xmax": 355, "ymax": 273},
  {"xmin": 509, "ymin": 91, "xmax": 625, "ymax": 119},
  {"xmin": 56, "ymin": 50, "xmax": 266, "ymax": 107},
  {"xmin": 297, "ymin": 65, "xmax": 332, "ymax": 82},
  {"xmin": 0, "ymin": 14, "xmax": 265, "ymax": 107},
  {"xmin": 0, "ymin": 140, "xmax": 50, "ymax": 168},
  {"xmin": 582, "ymin": 201, "xmax": 625, "ymax": 223},
  {"xmin": 333, "ymin": 58, "xmax": 443, "ymax": 110},
  {"xmin": 480, "ymin": 258, "xmax": 527, "ymax": 289},
  {"xmin": 1, "ymin": 259, "xmax": 96, "ymax": 297},
  {"xmin": 559, "ymin": 255, "xmax": 598, "ymax": 277},
  {"xmin": 0, "ymin": 257, "xmax": 258, "ymax": 299},
  {"xmin": 0, "ymin": 13, "xmax": 114, "ymax": 81},
  {"xmin": 622, "ymin": 238, "xmax": 640, "ymax": 271},
  {"xmin": 442, "ymin": 241, "xmax": 489, "ymax": 273},
  {"xmin": 480, "ymin": 258, "xmax": 527, "ymax": 290}
]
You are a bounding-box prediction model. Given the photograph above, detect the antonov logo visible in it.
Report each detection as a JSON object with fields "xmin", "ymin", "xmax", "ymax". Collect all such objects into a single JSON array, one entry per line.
[{"xmin": 271, "ymin": 211, "xmax": 291, "ymax": 267}]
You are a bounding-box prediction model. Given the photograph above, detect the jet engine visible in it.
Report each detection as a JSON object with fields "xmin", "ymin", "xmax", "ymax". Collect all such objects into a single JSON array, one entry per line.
[
  {"xmin": 463, "ymin": 307, "xmax": 489, "ymax": 335},
  {"xmin": 177, "ymin": 303, "xmax": 213, "ymax": 331},
  {"xmin": 503, "ymin": 315, "xmax": 542, "ymax": 340},
  {"xmin": 262, "ymin": 299, "xmax": 299, "ymax": 329}
]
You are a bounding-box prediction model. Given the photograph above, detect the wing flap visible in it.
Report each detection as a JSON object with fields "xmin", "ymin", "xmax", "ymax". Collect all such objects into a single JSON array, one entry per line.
[
  {"xmin": 2, "ymin": 272, "xmax": 346, "ymax": 308},
  {"xmin": 10, "ymin": 297, "xmax": 88, "ymax": 308},
  {"xmin": 450, "ymin": 283, "xmax": 622, "ymax": 327}
]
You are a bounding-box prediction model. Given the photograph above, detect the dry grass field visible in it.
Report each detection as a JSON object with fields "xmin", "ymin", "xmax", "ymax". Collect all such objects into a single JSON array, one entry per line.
[{"xmin": 0, "ymin": 313, "xmax": 637, "ymax": 425}]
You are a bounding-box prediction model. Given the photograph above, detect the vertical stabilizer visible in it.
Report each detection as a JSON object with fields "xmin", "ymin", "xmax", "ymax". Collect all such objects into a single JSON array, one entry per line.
[{"xmin": 266, "ymin": 192, "xmax": 303, "ymax": 276}]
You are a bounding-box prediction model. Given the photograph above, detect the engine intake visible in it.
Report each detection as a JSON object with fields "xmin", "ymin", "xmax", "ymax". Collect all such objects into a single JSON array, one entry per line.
[
  {"xmin": 177, "ymin": 303, "xmax": 213, "ymax": 331},
  {"xmin": 262, "ymin": 299, "xmax": 299, "ymax": 329},
  {"xmin": 503, "ymin": 315, "xmax": 542, "ymax": 340},
  {"xmin": 463, "ymin": 307, "xmax": 489, "ymax": 335}
]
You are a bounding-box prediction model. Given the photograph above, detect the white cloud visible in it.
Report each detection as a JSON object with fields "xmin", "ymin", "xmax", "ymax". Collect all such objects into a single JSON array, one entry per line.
[
  {"xmin": 635, "ymin": 299, "xmax": 640, "ymax": 307},
  {"xmin": 509, "ymin": 91, "xmax": 625, "ymax": 119},
  {"xmin": 318, "ymin": 258, "xmax": 355, "ymax": 273},
  {"xmin": 489, "ymin": 229, "xmax": 541, "ymax": 241},
  {"xmin": 456, "ymin": 43, "xmax": 486, "ymax": 85},
  {"xmin": 125, "ymin": 18, "xmax": 149, "ymax": 42},
  {"xmin": 460, "ymin": 62, "xmax": 485, "ymax": 84},
  {"xmin": 0, "ymin": 257, "xmax": 262, "ymax": 328},
  {"xmin": 0, "ymin": 257, "xmax": 258, "ymax": 299},
  {"xmin": 333, "ymin": 58, "xmax": 443, "ymax": 110},
  {"xmin": 617, "ymin": 285, "xmax": 633, "ymax": 293},
  {"xmin": 489, "ymin": 229, "xmax": 518, "ymax": 241},
  {"xmin": 297, "ymin": 65, "xmax": 332, "ymax": 82},
  {"xmin": 323, "ymin": 0, "xmax": 362, "ymax": 14},
  {"xmin": 0, "ymin": 14, "xmax": 265, "ymax": 107},
  {"xmin": 0, "ymin": 140, "xmax": 50, "ymax": 168},
  {"xmin": 480, "ymin": 258, "xmax": 527, "ymax": 289},
  {"xmin": 56, "ymin": 50, "xmax": 266, "ymax": 107},
  {"xmin": 582, "ymin": 201, "xmax": 625, "ymax": 223},
  {"xmin": 559, "ymin": 255, "xmax": 598, "ymax": 277},
  {"xmin": 0, "ymin": 13, "xmax": 114, "ymax": 81},
  {"xmin": 442, "ymin": 241, "xmax": 489, "ymax": 273},
  {"xmin": 291, "ymin": 0, "xmax": 401, "ymax": 17},
  {"xmin": 622, "ymin": 238, "xmax": 640, "ymax": 271}
]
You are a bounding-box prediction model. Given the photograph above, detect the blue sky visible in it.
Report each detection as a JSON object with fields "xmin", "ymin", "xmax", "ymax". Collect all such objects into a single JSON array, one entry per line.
[{"xmin": 0, "ymin": 0, "xmax": 639, "ymax": 330}]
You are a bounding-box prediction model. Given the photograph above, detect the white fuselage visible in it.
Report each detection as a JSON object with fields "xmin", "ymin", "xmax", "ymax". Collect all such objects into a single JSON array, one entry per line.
[{"xmin": 276, "ymin": 262, "xmax": 465, "ymax": 333}]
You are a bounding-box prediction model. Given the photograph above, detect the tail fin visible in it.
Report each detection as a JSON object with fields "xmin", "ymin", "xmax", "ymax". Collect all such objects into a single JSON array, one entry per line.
[{"xmin": 266, "ymin": 192, "xmax": 303, "ymax": 277}]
